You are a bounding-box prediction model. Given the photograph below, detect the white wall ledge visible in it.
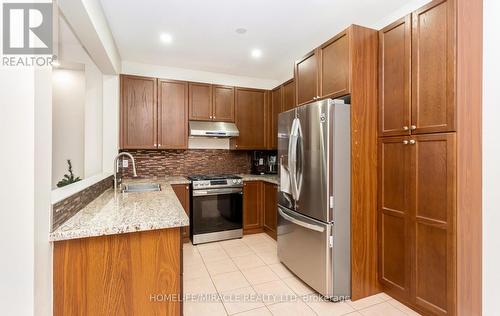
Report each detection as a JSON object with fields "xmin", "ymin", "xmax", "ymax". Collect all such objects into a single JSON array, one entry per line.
[{"xmin": 51, "ymin": 172, "xmax": 113, "ymax": 204}]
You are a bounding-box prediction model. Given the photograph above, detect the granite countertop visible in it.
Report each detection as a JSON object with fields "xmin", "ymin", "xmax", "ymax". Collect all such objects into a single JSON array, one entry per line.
[
  {"xmin": 49, "ymin": 177, "xmax": 190, "ymax": 242},
  {"xmin": 239, "ymin": 174, "xmax": 279, "ymax": 185}
]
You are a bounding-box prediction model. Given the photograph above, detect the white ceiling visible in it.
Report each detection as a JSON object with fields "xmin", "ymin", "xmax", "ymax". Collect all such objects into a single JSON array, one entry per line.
[{"xmin": 99, "ymin": 0, "xmax": 428, "ymax": 82}]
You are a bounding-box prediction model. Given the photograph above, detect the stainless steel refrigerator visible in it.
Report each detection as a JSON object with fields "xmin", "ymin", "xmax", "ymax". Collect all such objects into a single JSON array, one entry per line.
[{"xmin": 277, "ymin": 98, "xmax": 351, "ymax": 300}]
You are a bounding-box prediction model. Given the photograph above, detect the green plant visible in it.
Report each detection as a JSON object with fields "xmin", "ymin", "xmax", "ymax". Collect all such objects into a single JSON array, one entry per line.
[{"xmin": 57, "ymin": 159, "xmax": 81, "ymax": 188}]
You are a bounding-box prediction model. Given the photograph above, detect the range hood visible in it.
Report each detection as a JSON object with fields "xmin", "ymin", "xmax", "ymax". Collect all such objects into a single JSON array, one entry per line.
[{"xmin": 189, "ymin": 121, "xmax": 239, "ymax": 137}]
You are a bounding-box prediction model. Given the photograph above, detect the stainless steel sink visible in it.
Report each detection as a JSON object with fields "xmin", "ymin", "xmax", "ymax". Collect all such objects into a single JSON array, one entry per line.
[{"xmin": 121, "ymin": 183, "xmax": 161, "ymax": 193}]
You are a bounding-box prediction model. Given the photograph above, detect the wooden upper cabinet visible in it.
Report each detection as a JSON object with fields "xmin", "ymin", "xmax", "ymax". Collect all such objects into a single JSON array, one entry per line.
[
  {"xmin": 295, "ymin": 50, "xmax": 319, "ymax": 106},
  {"xmin": 189, "ymin": 82, "xmax": 212, "ymax": 121},
  {"xmin": 267, "ymin": 87, "xmax": 281, "ymax": 149},
  {"xmin": 158, "ymin": 79, "xmax": 188, "ymax": 149},
  {"xmin": 295, "ymin": 26, "xmax": 356, "ymax": 107},
  {"xmin": 120, "ymin": 75, "xmax": 157, "ymax": 149},
  {"xmin": 212, "ymin": 85, "xmax": 235, "ymax": 122},
  {"xmin": 379, "ymin": 15, "xmax": 412, "ymax": 137},
  {"xmin": 231, "ymin": 88, "xmax": 267, "ymax": 150},
  {"xmin": 411, "ymin": 133, "xmax": 456, "ymax": 316},
  {"xmin": 411, "ymin": 0, "xmax": 455, "ymax": 134},
  {"xmin": 281, "ymin": 79, "xmax": 295, "ymax": 112},
  {"xmin": 379, "ymin": 137, "xmax": 411, "ymax": 300},
  {"xmin": 243, "ymin": 181, "xmax": 263, "ymax": 233},
  {"xmin": 319, "ymin": 30, "xmax": 350, "ymax": 99}
]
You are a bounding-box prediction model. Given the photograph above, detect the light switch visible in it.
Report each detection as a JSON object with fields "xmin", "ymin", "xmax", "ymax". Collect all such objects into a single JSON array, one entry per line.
[{"xmin": 122, "ymin": 159, "xmax": 129, "ymax": 168}]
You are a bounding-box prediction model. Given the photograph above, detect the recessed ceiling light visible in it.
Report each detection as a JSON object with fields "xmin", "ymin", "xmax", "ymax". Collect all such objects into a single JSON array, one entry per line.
[
  {"xmin": 160, "ymin": 33, "xmax": 173, "ymax": 44},
  {"xmin": 236, "ymin": 28, "xmax": 247, "ymax": 34},
  {"xmin": 251, "ymin": 49, "xmax": 262, "ymax": 58}
]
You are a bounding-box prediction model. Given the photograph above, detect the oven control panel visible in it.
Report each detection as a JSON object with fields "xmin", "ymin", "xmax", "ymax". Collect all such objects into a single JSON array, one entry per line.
[{"xmin": 192, "ymin": 178, "xmax": 243, "ymax": 190}]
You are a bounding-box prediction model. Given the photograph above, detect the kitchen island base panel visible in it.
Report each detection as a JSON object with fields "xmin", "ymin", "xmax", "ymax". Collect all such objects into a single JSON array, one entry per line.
[{"xmin": 53, "ymin": 228, "xmax": 182, "ymax": 316}]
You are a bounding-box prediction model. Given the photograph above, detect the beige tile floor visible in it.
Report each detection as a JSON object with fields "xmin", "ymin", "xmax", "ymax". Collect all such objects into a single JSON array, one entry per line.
[{"xmin": 183, "ymin": 233, "xmax": 421, "ymax": 316}]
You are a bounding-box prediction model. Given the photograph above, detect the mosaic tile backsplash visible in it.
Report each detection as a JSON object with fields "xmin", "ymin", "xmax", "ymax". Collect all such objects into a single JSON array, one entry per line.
[
  {"xmin": 121, "ymin": 149, "xmax": 252, "ymax": 178},
  {"xmin": 51, "ymin": 175, "xmax": 114, "ymax": 231}
]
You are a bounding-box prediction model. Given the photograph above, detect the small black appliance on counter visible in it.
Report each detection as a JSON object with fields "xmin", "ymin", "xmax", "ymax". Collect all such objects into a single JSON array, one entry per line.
[{"xmin": 251, "ymin": 151, "xmax": 277, "ymax": 175}]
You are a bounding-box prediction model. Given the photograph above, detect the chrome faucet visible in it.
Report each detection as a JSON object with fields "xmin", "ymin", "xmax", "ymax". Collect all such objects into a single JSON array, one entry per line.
[{"xmin": 114, "ymin": 152, "xmax": 138, "ymax": 191}]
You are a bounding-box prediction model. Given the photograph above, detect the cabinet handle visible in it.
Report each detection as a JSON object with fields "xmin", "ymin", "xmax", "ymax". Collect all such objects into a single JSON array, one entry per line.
[
  {"xmin": 154, "ymin": 143, "xmax": 157, "ymax": 147},
  {"xmin": 158, "ymin": 144, "xmax": 162, "ymax": 147},
  {"xmin": 410, "ymin": 125, "xmax": 417, "ymax": 130},
  {"xmin": 409, "ymin": 140, "xmax": 416, "ymax": 145},
  {"xmin": 403, "ymin": 140, "xmax": 409, "ymax": 145},
  {"xmin": 403, "ymin": 126, "xmax": 409, "ymax": 131}
]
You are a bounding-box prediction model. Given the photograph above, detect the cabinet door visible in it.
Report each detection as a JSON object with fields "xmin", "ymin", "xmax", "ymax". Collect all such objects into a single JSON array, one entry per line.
[
  {"xmin": 189, "ymin": 82, "xmax": 212, "ymax": 121},
  {"xmin": 319, "ymin": 30, "xmax": 350, "ymax": 98},
  {"xmin": 263, "ymin": 182, "xmax": 277, "ymax": 239},
  {"xmin": 295, "ymin": 50, "xmax": 319, "ymax": 106},
  {"xmin": 120, "ymin": 75, "xmax": 157, "ymax": 149},
  {"xmin": 232, "ymin": 88, "xmax": 267, "ymax": 150},
  {"xmin": 378, "ymin": 137, "xmax": 411, "ymax": 300},
  {"xmin": 172, "ymin": 184, "xmax": 190, "ymax": 242},
  {"xmin": 158, "ymin": 79, "xmax": 188, "ymax": 149},
  {"xmin": 268, "ymin": 87, "xmax": 281, "ymax": 149},
  {"xmin": 410, "ymin": 133, "xmax": 456, "ymax": 316},
  {"xmin": 281, "ymin": 79, "xmax": 295, "ymax": 112},
  {"xmin": 379, "ymin": 15, "xmax": 412, "ymax": 137},
  {"xmin": 411, "ymin": 0, "xmax": 456, "ymax": 134},
  {"xmin": 212, "ymin": 85, "xmax": 235, "ymax": 122},
  {"xmin": 243, "ymin": 181, "xmax": 263, "ymax": 233}
]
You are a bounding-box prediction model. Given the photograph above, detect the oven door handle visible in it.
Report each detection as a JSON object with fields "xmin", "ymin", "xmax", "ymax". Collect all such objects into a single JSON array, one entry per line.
[{"xmin": 192, "ymin": 188, "xmax": 243, "ymax": 196}]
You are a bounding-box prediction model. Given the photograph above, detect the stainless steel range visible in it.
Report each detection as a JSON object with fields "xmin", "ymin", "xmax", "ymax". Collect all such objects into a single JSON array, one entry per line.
[{"xmin": 188, "ymin": 174, "xmax": 243, "ymax": 244}]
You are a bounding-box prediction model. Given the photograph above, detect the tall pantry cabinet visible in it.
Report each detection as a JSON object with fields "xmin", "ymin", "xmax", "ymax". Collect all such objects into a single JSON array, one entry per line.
[{"xmin": 378, "ymin": 0, "xmax": 482, "ymax": 315}]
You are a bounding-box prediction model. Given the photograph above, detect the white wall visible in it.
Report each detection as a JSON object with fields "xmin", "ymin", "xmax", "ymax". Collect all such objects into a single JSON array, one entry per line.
[
  {"xmin": 34, "ymin": 68, "xmax": 53, "ymax": 316},
  {"xmin": 52, "ymin": 69, "xmax": 86, "ymax": 188},
  {"xmin": 0, "ymin": 68, "xmax": 36, "ymax": 316},
  {"xmin": 59, "ymin": 16, "xmax": 104, "ymax": 178},
  {"xmin": 370, "ymin": 0, "xmax": 432, "ymax": 30},
  {"xmin": 84, "ymin": 63, "xmax": 103, "ymax": 177},
  {"xmin": 482, "ymin": 0, "xmax": 500, "ymax": 314},
  {"xmin": 102, "ymin": 74, "xmax": 120, "ymax": 173},
  {"xmin": 58, "ymin": 0, "xmax": 121, "ymax": 74},
  {"xmin": 122, "ymin": 60, "xmax": 280, "ymax": 90}
]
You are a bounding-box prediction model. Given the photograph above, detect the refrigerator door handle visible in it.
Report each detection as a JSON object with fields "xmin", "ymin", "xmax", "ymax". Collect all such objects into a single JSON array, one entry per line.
[
  {"xmin": 295, "ymin": 118, "xmax": 304, "ymax": 199},
  {"xmin": 278, "ymin": 207, "xmax": 325, "ymax": 233},
  {"xmin": 288, "ymin": 118, "xmax": 299, "ymax": 200}
]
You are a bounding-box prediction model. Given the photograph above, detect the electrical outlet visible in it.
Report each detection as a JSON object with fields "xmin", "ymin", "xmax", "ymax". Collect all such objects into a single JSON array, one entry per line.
[{"xmin": 122, "ymin": 159, "xmax": 129, "ymax": 168}]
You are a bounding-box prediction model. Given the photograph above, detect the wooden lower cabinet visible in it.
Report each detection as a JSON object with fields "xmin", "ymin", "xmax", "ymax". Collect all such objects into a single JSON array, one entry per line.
[
  {"xmin": 263, "ymin": 182, "xmax": 278, "ymax": 239},
  {"xmin": 243, "ymin": 181, "xmax": 263, "ymax": 234},
  {"xmin": 53, "ymin": 228, "xmax": 182, "ymax": 316},
  {"xmin": 172, "ymin": 184, "xmax": 190, "ymax": 242},
  {"xmin": 379, "ymin": 137, "xmax": 411, "ymax": 300},
  {"xmin": 379, "ymin": 133, "xmax": 456, "ymax": 316}
]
